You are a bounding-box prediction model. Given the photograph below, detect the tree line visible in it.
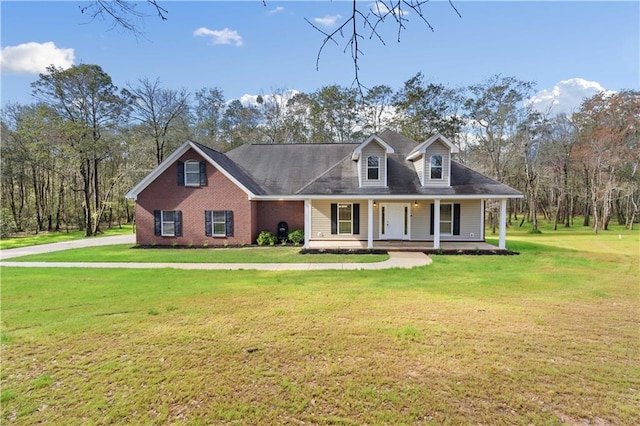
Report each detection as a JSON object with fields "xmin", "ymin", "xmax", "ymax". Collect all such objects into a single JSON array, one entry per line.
[{"xmin": 1, "ymin": 64, "xmax": 638, "ymax": 237}]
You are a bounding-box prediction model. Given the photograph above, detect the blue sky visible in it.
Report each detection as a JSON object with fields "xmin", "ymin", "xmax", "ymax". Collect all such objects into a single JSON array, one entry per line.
[{"xmin": 1, "ymin": 1, "xmax": 639, "ymax": 114}]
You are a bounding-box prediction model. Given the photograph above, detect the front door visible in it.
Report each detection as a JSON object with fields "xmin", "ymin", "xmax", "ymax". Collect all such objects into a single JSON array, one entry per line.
[{"xmin": 380, "ymin": 203, "xmax": 410, "ymax": 240}]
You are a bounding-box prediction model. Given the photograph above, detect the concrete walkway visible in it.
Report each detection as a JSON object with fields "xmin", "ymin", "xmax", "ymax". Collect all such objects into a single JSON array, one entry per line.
[{"xmin": 0, "ymin": 235, "xmax": 431, "ymax": 270}]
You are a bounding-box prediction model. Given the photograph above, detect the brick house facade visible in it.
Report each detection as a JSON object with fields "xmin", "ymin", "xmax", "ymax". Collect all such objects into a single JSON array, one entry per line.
[{"xmin": 127, "ymin": 130, "xmax": 522, "ymax": 249}]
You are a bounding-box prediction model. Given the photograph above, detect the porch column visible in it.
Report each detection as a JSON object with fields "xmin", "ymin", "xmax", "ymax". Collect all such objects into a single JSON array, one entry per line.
[
  {"xmin": 499, "ymin": 199, "xmax": 507, "ymax": 249},
  {"xmin": 367, "ymin": 199, "xmax": 374, "ymax": 249},
  {"xmin": 304, "ymin": 199, "xmax": 311, "ymax": 249},
  {"xmin": 434, "ymin": 199, "xmax": 441, "ymax": 249}
]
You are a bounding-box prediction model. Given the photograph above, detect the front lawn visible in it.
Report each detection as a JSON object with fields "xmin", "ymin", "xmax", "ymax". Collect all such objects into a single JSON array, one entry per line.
[
  {"xmin": 6, "ymin": 245, "xmax": 389, "ymax": 263},
  {"xmin": 1, "ymin": 223, "xmax": 638, "ymax": 424}
]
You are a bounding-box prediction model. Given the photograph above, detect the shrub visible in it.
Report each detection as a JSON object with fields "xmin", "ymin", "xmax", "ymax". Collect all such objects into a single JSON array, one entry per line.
[
  {"xmin": 256, "ymin": 230, "xmax": 276, "ymax": 246},
  {"xmin": 287, "ymin": 229, "xmax": 304, "ymax": 245}
]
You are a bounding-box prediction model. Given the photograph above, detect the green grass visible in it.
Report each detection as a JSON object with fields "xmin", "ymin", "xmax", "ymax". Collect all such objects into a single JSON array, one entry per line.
[
  {"xmin": 0, "ymin": 225, "xmax": 134, "ymax": 250},
  {"xmin": 7, "ymin": 245, "xmax": 389, "ymax": 263},
  {"xmin": 1, "ymin": 222, "xmax": 639, "ymax": 424}
]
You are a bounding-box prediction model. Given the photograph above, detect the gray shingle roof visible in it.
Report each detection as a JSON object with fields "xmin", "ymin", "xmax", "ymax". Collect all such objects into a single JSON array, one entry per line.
[
  {"xmin": 225, "ymin": 143, "xmax": 358, "ymax": 194},
  {"xmin": 196, "ymin": 130, "xmax": 522, "ymax": 198}
]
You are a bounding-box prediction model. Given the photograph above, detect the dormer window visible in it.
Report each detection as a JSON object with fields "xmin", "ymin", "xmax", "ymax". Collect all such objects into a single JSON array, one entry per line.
[
  {"xmin": 430, "ymin": 155, "xmax": 443, "ymax": 179},
  {"xmin": 367, "ymin": 156, "xmax": 380, "ymax": 180}
]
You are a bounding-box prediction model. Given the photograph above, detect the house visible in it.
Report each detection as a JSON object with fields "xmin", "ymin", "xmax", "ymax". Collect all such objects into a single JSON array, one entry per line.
[{"xmin": 125, "ymin": 130, "xmax": 522, "ymax": 250}]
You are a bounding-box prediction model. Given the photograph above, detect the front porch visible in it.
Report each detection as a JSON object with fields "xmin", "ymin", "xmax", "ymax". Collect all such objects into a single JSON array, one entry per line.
[{"xmin": 308, "ymin": 239, "xmax": 503, "ymax": 252}]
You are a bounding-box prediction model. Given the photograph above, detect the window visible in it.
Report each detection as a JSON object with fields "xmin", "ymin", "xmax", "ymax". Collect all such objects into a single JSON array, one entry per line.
[
  {"xmin": 430, "ymin": 203, "xmax": 460, "ymax": 236},
  {"xmin": 331, "ymin": 203, "xmax": 359, "ymax": 235},
  {"xmin": 205, "ymin": 210, "xmax": 233, "ymax": 237},
  {"xmin": 178, "ymin": 160, "xmax": 207, "ymax": 186},
  {"xmin": 185, "ymin": 161, "xmax": 201, "ymax": 186},
  {"xmin": 440, "ymin": 203, "xmax": 452, "ymax": 235},
  {"xmin": 367, "ymin": 156, "xmax": 380, "ymax": 180},
  {"xmin": 430, "ymin": 155, "xmax": 443, "ymax": 179},
  {"xmin": 154, "ymin": 210, "xmax": 182, "ymax": 237},
  {"xmin": 338, "ymin": 204, "xmax": 352, "ymax": 234}
]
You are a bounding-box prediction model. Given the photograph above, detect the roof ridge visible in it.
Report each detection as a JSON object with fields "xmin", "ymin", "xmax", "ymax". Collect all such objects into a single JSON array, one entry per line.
[{"xmin": 246, "ymin": 142, "xmax": 360, "ymax": 147}]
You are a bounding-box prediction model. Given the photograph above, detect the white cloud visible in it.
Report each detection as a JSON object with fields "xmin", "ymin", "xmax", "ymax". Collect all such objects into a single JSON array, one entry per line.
[
  {"xmin": 238, "ymin": 90, "xmax": 300, "ymax": 108},
  {"xmin": 193, "ymin": 27, "xmax": 243, "ymax": 47},
  {"xmin": 313, "ymin": 14, "xmax": 342, "ymax": 28},
  {"xmin": 0, "ymin": 41, "xmax": 74, "ymax": 74},
  {"xmin": 370, "ymin": 1, "xmax": 409, "ymax": 17},
  {"xmin": 527, "ymin": 78, "xmax": 612, "ymax": 115},
  {"xmin": 267, "ymin": 6, "xmax": 285, "ymax": 16}
]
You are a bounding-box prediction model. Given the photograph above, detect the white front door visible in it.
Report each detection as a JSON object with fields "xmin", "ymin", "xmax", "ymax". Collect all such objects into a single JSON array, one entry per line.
[{"xmin": 380, "ymin": 203, "xmax": 410, "ymax": 240}]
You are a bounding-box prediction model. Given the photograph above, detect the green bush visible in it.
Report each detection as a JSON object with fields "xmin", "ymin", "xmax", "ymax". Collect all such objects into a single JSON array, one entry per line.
[
  {"xmin": 256, "ymin": 230, "xmax": 277, "ymax": 246},
  {"xmin": 287, "ymin": 229, "xmax": 304, "ymax": 245}
]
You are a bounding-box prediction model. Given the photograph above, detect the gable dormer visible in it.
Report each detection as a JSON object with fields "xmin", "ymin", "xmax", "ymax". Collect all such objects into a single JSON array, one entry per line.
[
  {"xmin": 352, "ymin": 135, "xmax": 395, "ymax": 187},
  {"xmin": 406, "ymin": 134, "xmax": 459, "ymax": 187}
]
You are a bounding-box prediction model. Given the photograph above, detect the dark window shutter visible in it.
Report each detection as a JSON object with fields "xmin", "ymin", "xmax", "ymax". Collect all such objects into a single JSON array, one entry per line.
[
  {"xmin": 330, "ymin": 203, "xmax": 337, "ymax": 235},
  {"xmin": 154, "ymin": 210, "xmax": 161, "ymax": 236},
  {"xmin": 429, "ymin": 203, "xmax": 434, "ymax": 235},
  {"xmin": 199, "ymin": 161, "xmax": 207, "ymax": 186},
  {"xmin": 205, "ymin": 210, "xmax": 212, "ymax": 237},
  {"xmin": 225, "ymin": 211, "xmax": 234, "ymax": 237},
  {"xmin": 177, "ymin": 161, "xmax": 185, "ymax": 186},
  {"xmin": 174, "ymin": 210, "xmax": 182, "ymax": 237},
  {"xmin": 453, "ymin": 203, "xmax": 461, "ymax": 236},
  {"xmin": 353, "ymin": 203, "xmax": 360, "ymax": 235}
]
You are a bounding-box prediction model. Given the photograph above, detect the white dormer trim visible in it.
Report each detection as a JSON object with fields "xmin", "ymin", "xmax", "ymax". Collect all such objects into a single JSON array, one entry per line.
[
  {"xmin": 406, "ymin": 133, "xmax": 459, "ymax": 161},
  {"xmin": 353, "ymin": 135, "xmax": 394, "ymax": 188},
  {"xmin": 125, "ymin": 141, "xmax": 256, "ymax": 200},
  {"xmin": 351, "ymin": 135, "xmax": 395, "ymax": 161}
]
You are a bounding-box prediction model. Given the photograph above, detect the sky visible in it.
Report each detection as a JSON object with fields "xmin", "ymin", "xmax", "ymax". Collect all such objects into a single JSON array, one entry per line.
[{"xmin": 1, "ymin": 1, "xmax": 639, "ymax": 115}]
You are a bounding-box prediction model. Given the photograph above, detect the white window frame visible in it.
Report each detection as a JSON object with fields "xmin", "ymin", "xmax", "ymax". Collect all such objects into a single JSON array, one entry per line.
[
  {"xmin": 185, "ymin": 160, "xmax": 201, "ymax": 186},
  {"xmin": 338, "ymin": 203, "xmax": 353, "ymax": 235},
  {"xmin": 440, "ymin": 203, "xmax": 453, "ymax": 236},
  {"xmin": 430, "ymin": 155, "xmax": 443, "ymax": 180},
  {"xmin": 367, "ymin": 155, "xmax": 380, "ymax": 180},
  {"xmin": 211, "ymin": 211, "xmax": 226, "ymax": 237},
  {"xmin": 161, "ymin": 210, "xmax": 176, "ymax": 236}
]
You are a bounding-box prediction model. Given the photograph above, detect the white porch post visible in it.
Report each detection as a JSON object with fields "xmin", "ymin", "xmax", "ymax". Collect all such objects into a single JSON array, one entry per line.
[
  {"xmin": 499, "ymin": 199, "xmax": 507, "ymax": 249},
  {"xmin": 304, "ymin": 199, "xmax": 311, "ymax": 249},
  {"xmin": 367, "ymin": 199, "xmax": 374, "ymax": 249},
  {"xmin": 434, "ymin": 199, "xmax": 441, "ymax": 249}
]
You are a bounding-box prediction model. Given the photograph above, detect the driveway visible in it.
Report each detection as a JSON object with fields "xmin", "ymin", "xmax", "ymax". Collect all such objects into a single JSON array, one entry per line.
[
  {"xmin": 0, "ymin": 235, "xmax": 431, "ymax": 270},
  {"xmin": 0, "ymin": 234, "xmax": 136, "ymax": 260}
]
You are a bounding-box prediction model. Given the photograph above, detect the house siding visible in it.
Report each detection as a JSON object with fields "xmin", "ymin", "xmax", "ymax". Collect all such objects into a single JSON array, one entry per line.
[
  {"xmin": 256, "ymin": 200, "xmax": 305, "ymax": 238},
  {"xmin": 412, "ymin": 157, "xmax": 425, "ymax": 186},
  {"xmin": 413, "ymin": 199, "xmax": 483, "ymax": 241},
  {"xmin": 423, "ymin": 141, "xmax": 450, "ymax": 187},
  {"xmin": 135, "ymin": 148, "xmax": 254, "ymax": 246},
  {"xmin": 310, "ymin": 200, "xmax": 368, "ymax": 242},
  {"xmin": 360, "ymin": 142, "xmax": 386, "ymax": 187}
]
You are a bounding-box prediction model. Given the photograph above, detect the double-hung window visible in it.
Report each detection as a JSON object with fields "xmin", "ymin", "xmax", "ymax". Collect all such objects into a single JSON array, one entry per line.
[
  {"xmin": 185, "ymin": 161, "xmax": 201, "ymax": 186},
  {"xmin": 205, "ymin": 210, "xmax": 234, "ymax": 237},
  {"xmin": 430, "ymin": 155, "xmax": 443, "ymax": 179},
  {"xmin": 178, "ymin": 160, "xmax": 207, "ymax": 186},
  {"xmin": 154, "ymin": 210, "xmax": 182, "ymax": 237},
  {"xmin": 367, "ymin": 156, "xmax": 380, "ymax": 180},
  {"xmin": 440, "ymin": 203, "xmax": 453, "ymax": 235},
  {"xmin": 338, "ymin": 203, "xmax": 352, "ymax": 235}
]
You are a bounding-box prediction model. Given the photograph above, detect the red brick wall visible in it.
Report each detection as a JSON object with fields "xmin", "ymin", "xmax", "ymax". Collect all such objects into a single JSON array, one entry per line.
[
  {"xmin": 256, "ymin": 201, "xmax": 305, "ymax": 237},
  {"xmin": 135, "ymin": 148, "xmax": 254, "ymax": 246}
]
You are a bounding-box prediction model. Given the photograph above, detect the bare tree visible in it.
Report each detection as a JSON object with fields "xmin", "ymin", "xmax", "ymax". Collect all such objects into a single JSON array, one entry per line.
[
  {"xmin": 80, "ymin": 0, "xmax": 168, "ymax": 36},
  {"xmin": 306, "ymin": 1, "xmax": 461, "ymax": 91},
  {"xmin": 129, "ymin": 77, "xmax": 190, "ymax": 165}
]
